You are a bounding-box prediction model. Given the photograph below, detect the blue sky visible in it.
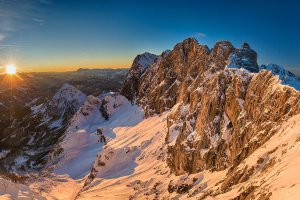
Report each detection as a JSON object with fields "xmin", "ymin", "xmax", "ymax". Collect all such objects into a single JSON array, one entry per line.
[{"xmin": 0, "ymin": 0, "xmax": 299, "ymax": 72}]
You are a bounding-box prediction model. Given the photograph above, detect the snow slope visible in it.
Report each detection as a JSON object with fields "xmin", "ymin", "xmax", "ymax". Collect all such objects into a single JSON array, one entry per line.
[
  {"xmin": 78, "ymin": 110, "xmax": 169, "ymax": 199},
  {"xmin": 75, "ymin": 112, "xmax": 300, "ymax": 200},
  {"xmin": 51, "ymin": 94, "xmax": 144, "ymax": 179}
]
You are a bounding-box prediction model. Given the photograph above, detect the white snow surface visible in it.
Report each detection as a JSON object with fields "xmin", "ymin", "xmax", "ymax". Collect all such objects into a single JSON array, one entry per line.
[{"xmin": 52, "ymin": 94, "xmax": 144, "ymax": 179}]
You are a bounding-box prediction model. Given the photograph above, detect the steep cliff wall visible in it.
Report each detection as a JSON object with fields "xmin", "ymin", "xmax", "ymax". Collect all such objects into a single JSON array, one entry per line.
[{"xmin": 122, "ymin": 38, "xmax": 300, "ymax": 175}]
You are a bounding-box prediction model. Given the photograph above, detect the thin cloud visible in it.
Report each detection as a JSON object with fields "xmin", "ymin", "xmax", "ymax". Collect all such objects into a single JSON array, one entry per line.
[
  {"xmin": 0, "ymin": 34, "xmax": 6, "ymax": 41},
  {"xmin": 32, "ymin": 17, "xmax": 45, "ymax": 26},
  {"xmin": 0, "ymin": 45, "xmax": 30, "ymax": 53},
  {"xmin": 0, "ymin": 45, "xmax": 31, "ymax": 48},
  {"xmin": 38, "ymin": 0, "xmax": 52, "ymax": 5},
  {"xmin": 197, "ymin": 32, "xmax": 206, "ymax": 38},
  {"xmin": 0, "ymin": 0, "xmax": 49, "ymax": 41}
]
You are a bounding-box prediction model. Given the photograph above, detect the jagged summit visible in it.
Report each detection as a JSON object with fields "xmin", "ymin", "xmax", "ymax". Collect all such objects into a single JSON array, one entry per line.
[
  {"xmin": 77, "ymin": 38, "xmax": 300, "ymax": 199},
  {"xmin": 51, "ymin": 83, "xmax": 86, "ymax": 106},
  {"xmin": 242, "ymin": 42, "xmax": 250, "ymax": 49},
  {"xmin": 173, "ymin": 38, "xmax": 200, "ymax": 53},
  {"xmin": 227, "ymin": 42, "xmax": 259, "ymax": 72},
  {"xmin": 121, "ymin": 52, "xmax": 158, "ymax": 101},
  {"xmin": 133, "ymin": 52, "xmax": 158, "ymax": 70},
  {"xmin": 48, "ymin": 83, "xmax": 87, "ymax": 119}
]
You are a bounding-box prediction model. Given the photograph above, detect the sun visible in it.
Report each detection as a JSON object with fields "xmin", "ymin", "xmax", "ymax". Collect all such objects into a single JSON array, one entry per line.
[{"xmin": 6, "ymin": 64, "xmax": 17, "ymax": 75}]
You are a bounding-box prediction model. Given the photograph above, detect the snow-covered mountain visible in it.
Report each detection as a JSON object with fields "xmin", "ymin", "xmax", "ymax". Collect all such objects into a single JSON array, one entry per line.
[
  {"xmin": 0, "ymin": 83, "xmax": 87, "ymax": 173},
  {"xmin": 1, "ymin": 38, "xmax": 300, "ymax": 199},
  {"xmin": 47, "ymin": 83, "xmax": 87, "ymax": 118},
  {"xmin": 260, "ymin": 64, "xmax": 300, "ymax": 90}
]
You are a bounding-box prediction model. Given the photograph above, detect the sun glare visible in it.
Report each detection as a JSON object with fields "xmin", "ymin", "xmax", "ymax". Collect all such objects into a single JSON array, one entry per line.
[{"xmin": 6, "ymin": 64, "xmax": 17, "ymax": 75}]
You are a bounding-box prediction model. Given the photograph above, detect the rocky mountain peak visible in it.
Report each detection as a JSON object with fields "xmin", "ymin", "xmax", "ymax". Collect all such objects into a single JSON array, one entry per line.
[
  {"xmin": 208, "ymin": 41, "xmax": 235, "ymax": 68},
  {"xmin": 242, "ymin": 42, "xmax": 250, "ymax": 49},
  {"xmin": 121, "ymin": 52, "xmax": 158, "ymax": 101},
  {"xmin": 30, "ymin": 83, "xmax": 87, "ymax": 122},
  {"xmin": 213, "ymin": 40, "xmax": 234, "ymax": 51},
  {"xmin": 227, "ymin": 42, "xmax": 259, "ymax": 72},
  {"xmin": 161, "ymin": 49, "xmax": 172, "ymax": 57},
  {"xmin": 174, "ymin": 38, "xmax": 199, "ymax": 53},
  {"xmin": 52, "ymin": 83, "xmax": 86, "ymax": 102},
  {"xmin": 132, "ymin": 52, "xmax": 158, "ymax": 72},
  {"xmin": 49, "ymin": 83, "xmax": 87, "ymax": 116}
]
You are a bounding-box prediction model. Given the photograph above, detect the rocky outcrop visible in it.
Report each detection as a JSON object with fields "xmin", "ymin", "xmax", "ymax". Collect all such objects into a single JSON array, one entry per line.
[
  {"xmin": 168, "ymin": 69, "xmax": 300, "ymax": 175},
  {"xmin": 121, "ymin": 52, "xmax": 158, "ymax": 102},
  {"xmin": 227, "ymin": 43, "xmax": 259, "ymax": 72},
  {"xmin": 122, "ymin": 37, "xmax": 300, "ymax": 176},
  {"xmin": 137, "ymin": 38, "xmax": 231, "ymax": 115}
]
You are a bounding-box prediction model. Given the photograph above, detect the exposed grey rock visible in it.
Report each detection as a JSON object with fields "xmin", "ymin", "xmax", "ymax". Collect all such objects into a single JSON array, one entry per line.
[{"xmin": 227, "ymin": 42, "xmax": 259, "ymax": 72}]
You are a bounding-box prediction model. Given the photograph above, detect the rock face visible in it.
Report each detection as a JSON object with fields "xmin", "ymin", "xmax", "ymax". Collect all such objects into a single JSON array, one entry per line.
[
  {"xmin": 121, "ymin": 52, "xmax": 158, "ymax": 102},
  {"xmin": 122, "ymin": 38, "xmax": 300, "ymax": 175},
  {"xmin": 227, "ymin": 43, "xmax": 259, "ymax": 72}
]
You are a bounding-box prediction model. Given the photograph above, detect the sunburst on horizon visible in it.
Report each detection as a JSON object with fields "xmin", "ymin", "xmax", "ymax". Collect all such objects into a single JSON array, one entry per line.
[
  {"xmin": 6, "ymin": 64, "xmax": 17, "ymax": 75},
  {"xmin": 1, "ymin": 64, "xmax": 24, "ymax": 90}
]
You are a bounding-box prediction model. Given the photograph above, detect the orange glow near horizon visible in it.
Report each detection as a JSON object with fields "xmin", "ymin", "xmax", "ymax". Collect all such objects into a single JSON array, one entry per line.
[
  {"xmin": 18, "ymin": 64, "xmax": 131, "ymax": 73},
  {"xmin": 1, "ymin": 72, "xmax": 24, "ymax": 89},
  {"xmin": 0, "ymin": 64, "xmax": 24, "ymax": 89},
  {"xmin": 18, "ymin": 56, "xmax": 133, "ymax": 72},
  {"xmin": 0, "ymin": 54, "xmax": 132, "ymax": 73}
]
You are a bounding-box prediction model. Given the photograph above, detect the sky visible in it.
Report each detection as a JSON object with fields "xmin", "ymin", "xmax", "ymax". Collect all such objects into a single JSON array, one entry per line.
[{"xmin": 0, "ymin": 0, "xmax": 299, "ymax": 72}]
